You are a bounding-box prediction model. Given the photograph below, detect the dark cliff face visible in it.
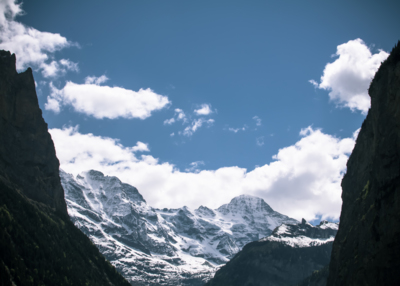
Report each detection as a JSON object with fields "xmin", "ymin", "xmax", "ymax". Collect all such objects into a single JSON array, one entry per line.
[
  {"xmin": 327, "ymin": 42, "xmax": 400, "ymax": 285},
  {"xmin": 205, "ymin": 220, "xmax": 338, "ymax": 286},
  {"xmin": 0, "ymin": 50, "xmax": 67, "ymax": 215},
  {"xmin": 0, "ymin": 50, "xmax": 130, "ymax": 286}
]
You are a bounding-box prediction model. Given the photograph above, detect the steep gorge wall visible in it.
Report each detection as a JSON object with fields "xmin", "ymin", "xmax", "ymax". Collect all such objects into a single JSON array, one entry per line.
[
  {"xmin": 328, "ymin": 41, "xmax": 400, "ymax": 285},
  {"xmin": 0, "ymin": 50, "xmax": 67, "ymax": 215},
  {"xmin": 0, "ymin": 50, "xmax": 130, "ymax": 286}
]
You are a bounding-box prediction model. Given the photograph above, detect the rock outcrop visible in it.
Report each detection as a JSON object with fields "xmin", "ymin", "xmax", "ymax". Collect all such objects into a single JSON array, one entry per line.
[
  {"xmin": 0, "ymin": 51, "xmax": 130, "ymax": 286},
  {"xmin": 0, "ymin": 50, "xmax": 67, "ymax": 215},
  {"xmin": 205, "ymin": 219, "xmax": 338, "ymax": 286},
  {"xmin": 327, "ymin": 42, "xmax": 400, "ymax": 285}
]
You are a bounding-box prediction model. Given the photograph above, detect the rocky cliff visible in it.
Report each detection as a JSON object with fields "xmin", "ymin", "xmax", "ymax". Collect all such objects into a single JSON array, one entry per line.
[
  {"xmin": 0, "ymin": 50, "xmax": 67, "ymax": 215},
  {"xmin": 204, "ymin": 219, "xmax": 338, "ymax": 286},
  {"xmin": 327, "ymin": 42, "xmax": 400, "ymax": 285},
  {"xmin": 0, "ymin": 50, "xmax": 130, "ymax": 286}
]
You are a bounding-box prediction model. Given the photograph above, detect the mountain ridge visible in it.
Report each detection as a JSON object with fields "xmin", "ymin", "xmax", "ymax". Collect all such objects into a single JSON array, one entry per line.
[
  {"xmin": 61, "ymin": 168, "xmax": 299, "ymax": 285},
  {"xmin": 204, "ymin": 219, "xmax": 338, "ymax": 286}
]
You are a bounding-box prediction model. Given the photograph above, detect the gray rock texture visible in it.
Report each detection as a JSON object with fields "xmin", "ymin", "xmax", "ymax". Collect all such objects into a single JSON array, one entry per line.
[
  {"xmin": 327, "ymin": 41, "xmax": 400, "ymax": 285},
  {"xmin": 0, "ymin": 50, "xmax": 67, "ymax": 215}
]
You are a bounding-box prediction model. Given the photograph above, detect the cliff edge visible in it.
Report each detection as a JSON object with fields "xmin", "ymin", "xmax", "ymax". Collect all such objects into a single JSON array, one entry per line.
[
  {"xmin": 0, "ymin": 50, "xmax": 67, "ymax": 215},
  {"xmin": 327, "ymin": 41, "xmax": 400, "ymax": 285},
  {"xmin": 0, "ymin": 51, "xmax": 130, "ymax": 286}
]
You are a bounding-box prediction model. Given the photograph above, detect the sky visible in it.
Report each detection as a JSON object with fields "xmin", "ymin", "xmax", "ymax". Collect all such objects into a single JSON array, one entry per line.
[{"xmin": 1, "ymin": 0, "xmax": 399, "ymax": 223}]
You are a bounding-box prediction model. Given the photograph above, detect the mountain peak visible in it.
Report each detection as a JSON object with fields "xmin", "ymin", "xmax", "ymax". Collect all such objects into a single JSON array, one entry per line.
[
  {"xmin": 74, "ymin": 169, "xmax": 146, "ymax": 205},
  {"xmin": 217, "ymin": 194, "xmax": 274, "ymax": 214}
]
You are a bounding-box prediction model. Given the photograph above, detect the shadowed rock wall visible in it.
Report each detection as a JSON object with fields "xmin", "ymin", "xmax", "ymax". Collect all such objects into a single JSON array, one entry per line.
[
  {"xmin": 0, "ymin": 50, "xmax": 67, "ymax": 215},
  {"xmin": 327, "ymin": 41, "xmax": 400, "ymax": 285},
  {"xmin": 0, "ymin": 50, "xmax": 131, "ymax": 286}
]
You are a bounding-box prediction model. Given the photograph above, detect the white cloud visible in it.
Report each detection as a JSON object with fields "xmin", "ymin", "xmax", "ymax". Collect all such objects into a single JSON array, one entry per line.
[
  {"xmin": 45, "ymin": 80, "xmax": 170, "ymax": 119},
  {"xmin": 163, "ymin": 118, "xmax": 175, "ymax": 125},
  {"xmin": 164, "ymin": 107, "xmax": 215, "ymax": 136},
  {"xmin": 185, "ymin": 161, "xmax": 205, "ymax": 173},
  {"xmin": 40, "ymin": 59, "xmax": 79, "ymax": 78},
  {"xmin": 0, "ymin": 0, "xmax": 76, "ymax": 75},
  {"xmin": 312, "ymin": 39, "xmax": 389, "ymax": 114},
  {"xmin": 309, "ymin": 79, "xmax": 318, "ymax": 88},
  {"xmin": 256, "ymin": 136, "xmax": 264, "ymax": 146},
  {"xmin": 183, "ymin": 118, "xmax": 214, "ymax": 136},
  {"xmin": 51, "ymin": 126, "xmax": 356, "ymax": 221},
  {"xmin": 132, "ymin": 141, "xmax": 149, "ymax": 152},
  {"xmin": 253, "ymin": 116, "xmax": 262, "ymax": 126},
  {"xmin": 175, "ymin": 108, "xmax": 186, "ymax": 121},
  {"xmin": 85, "ymin": 75, "xmax": 108, "ymax": 85},
  {"xmin": 60, "ymin": 59, "xmax": 79, "ymax": 71},
  {"xmin": 45, "ymin": 96, "xmax": 61, "ymax": 113},
  {"xmin": 163, "ymin": 108, "xmax": 187, "ymax": 125},
  {"xmin": 228, "ymin": 126, "xmax": 247, "ymax": 133},
  {"xmin": 194, "ymin": 104, "xmax": 213, "ymax": 116}
]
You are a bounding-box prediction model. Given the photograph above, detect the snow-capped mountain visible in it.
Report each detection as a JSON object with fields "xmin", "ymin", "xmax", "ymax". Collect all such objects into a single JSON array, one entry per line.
[
  {"xmin": 261, "ymin": 218, "xmax": 338, "ymax": 247},
  {"xmin": 61, "ymin": 169, "xmax": 298, "ymax": 286}
]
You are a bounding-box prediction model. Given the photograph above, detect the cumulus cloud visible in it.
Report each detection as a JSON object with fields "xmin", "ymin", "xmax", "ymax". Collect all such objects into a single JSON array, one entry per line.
[
  {"xmin": 132, "ymin": 141, "xmax": 150, "ymax": 152},
  {"xmin": 45, "ymin": 79, "xmax": 170, "ymax": 119},
  {"xmin": 51, "ymin": 126, "xmax": 356, "ymax": 221},
  {"xmin": 194, "ymin": 104, "xmax": 213, "ymax": 116},
  {"xmin": 0, "ymin": 0, "xmax": 77, "ymax": 76},
  {"xmin": 311, "ymin": 39, "xmax": 389, "ymax": 114}
]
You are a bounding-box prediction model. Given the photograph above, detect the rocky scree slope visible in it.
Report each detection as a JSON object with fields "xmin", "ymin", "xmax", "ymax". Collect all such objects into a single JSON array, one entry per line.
[
  {"xmin": 205, "ymin": 219, "xmax": 338, "ymax": 286},
  {"xmin": 61, "ymin": 169, "xmax": 298, "ymax": 286},
  {"xmin": 0, "ymin": 50, "xmax": 130, "ymax": 286},
  {"xmin": 327, "ymin": 41, "xmax": 400, "ymax": 285}
]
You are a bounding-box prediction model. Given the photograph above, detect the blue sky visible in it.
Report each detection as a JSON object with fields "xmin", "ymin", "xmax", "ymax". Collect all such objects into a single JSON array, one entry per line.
[{"xmin": 1, "ymin": 0, "xmax": 399, "ymax": 222}]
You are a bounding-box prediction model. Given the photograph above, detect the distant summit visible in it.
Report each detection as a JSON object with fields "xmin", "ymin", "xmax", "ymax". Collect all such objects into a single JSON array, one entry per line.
[{"xmin": 217, "ymin": 194, "xmax": 275, "ymax": 214}]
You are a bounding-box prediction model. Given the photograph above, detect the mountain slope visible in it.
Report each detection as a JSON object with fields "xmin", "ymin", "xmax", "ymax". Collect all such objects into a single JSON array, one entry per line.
[
  {"xmin": 0, "ymin": 180, "xmax": 130, "ymax": 286},
  {"xmin": 327, "ymin": 41, "xmax": 400, "ymax": 285},
  {"xmin": 205, "ymin": 219, "xmax": 338, "ymax": 286},
  {"xmin": 0, "ymin": 50, "xmax": 130, "ymax": 286},
  {"xmin": 61, "ymin": 169, "xmax": 298, "ymax": 285}
]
